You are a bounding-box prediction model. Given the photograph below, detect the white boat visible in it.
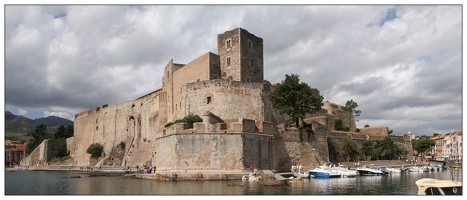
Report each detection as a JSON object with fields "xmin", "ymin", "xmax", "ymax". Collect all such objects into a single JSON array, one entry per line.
[
  {"xmin": 356, "ymin": 167, "xmax": 384, "ymax": 176},
  {"xmin": 385, "ymin": 167, "xmax": 402, "ymax": 174},
  {"xmin": 409, "ymin": 166, "xmax": 429, "ymax": 172},
  {"xmin": 308, "ymin": 162, "xmax": 342, "ymax": 178},
  {"xmin": 415, "ymin": 178, "xmax": 462, "ymax": 195},
  {"xmin": 332, "ymin": 166, "xmax": 358, "ymax": 177}
]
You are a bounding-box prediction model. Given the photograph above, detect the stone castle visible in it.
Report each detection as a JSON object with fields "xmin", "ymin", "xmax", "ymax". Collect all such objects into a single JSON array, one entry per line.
[{"xmin": 22, "ymin": 28, "xmax": 411, "ymax": 171}]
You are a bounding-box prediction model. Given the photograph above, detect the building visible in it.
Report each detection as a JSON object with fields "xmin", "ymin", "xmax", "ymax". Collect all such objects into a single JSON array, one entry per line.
[
  {"xmin": 5, "ymin": 140, "xmax": 28, "ymax": 166},
  {"xmin": 21, "ymin": 28, "xmax": 373, "ymax": 171},
  {"xmin": 431, "ymin": 135, "xmax": 445, "ymax": 161},
  {"xmin": 448, "ymin": 130, "xmax": 462, "ymax": 161}
]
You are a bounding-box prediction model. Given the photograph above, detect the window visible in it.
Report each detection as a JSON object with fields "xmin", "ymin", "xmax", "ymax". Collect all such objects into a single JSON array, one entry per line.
[
  {"xmin": 207, "ymin": 97, "xmax": 212, "ymax": 104},
  {"xmin": 250, "ymin": 59, "xmax": 254, "ymax": 67},
  {"xmin": 246, "ymin": 76, "xmax": 250, "ymax": 82},
  {"xmin": 227, "ymin": 57, "xmax": 231, "ymax": 66},
  {"xmin": 249, "ymin": 40, "xmax": 253, "ymax": 48},
  {"xmin": 226, "ymin": 39, "xmax": 231, "ymax": 48}
]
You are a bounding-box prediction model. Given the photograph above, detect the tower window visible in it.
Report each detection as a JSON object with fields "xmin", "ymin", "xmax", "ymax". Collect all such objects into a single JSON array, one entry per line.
[
  {"xmin": 250, "ymin": 59, "xmax": 254, "ymax": 67},
  {"xmin": 226, "ymin": 39, "xmax": 231, "ymax": 48},
  {"xmin": 249, "ymin": 40, "xmax": 253, "ymax": 48},
  {"xmin": 207, "ymin": 97, "xmax": 212, "ymax": 104},
  {"xmin": 227, "ymin": 57, "xmax": 231, "ymax": 66}
]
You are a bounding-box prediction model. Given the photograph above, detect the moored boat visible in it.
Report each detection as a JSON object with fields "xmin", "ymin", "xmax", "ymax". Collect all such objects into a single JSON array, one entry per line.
[
  {"xmin": 415, "ymin": 178, "xmax": 462, "ymax": 195},
  {"xmin": 356, "ymin": 167, "xmax": 384, "ymax": 176},
  {"xmin": 308, "ymin": 162, "xmax": 342, "ymax": 178}
]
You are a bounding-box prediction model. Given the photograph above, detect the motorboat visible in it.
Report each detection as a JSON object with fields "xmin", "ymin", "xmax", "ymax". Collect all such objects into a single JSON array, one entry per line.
[
  {"xmin": 309, "ymin": 167, "xmax": 341, "ymax": 178},
  {"xmin": 415, "ymin": 178, "xmax": 462, "ymax": 195},
  {"xmin": 408, "ymin": 166, "xmax": 429, "ymax": 172},
  {"xmin": 385, "ymin": 167, "xmax": 402, "ymax": 174},
  {"xmin": 332, "ymin": 166, "xmax": 358, "ymax": 177},
  {"xmin": 356, "ymin": 166, "xmax": 384, "ymax": 176},
  {"xmin": 308, "ymin": 162, "xmax": 342, "ymax": 178}
]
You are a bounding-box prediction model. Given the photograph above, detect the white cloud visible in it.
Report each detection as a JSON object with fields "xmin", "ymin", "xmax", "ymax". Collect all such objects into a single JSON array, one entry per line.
[
  {"xmin": 44, "ymin": 111, "xmax": 73, "ymax": 121},
  {"xmin": 18, "ymin": 108, "xmax": 28, "ymax": 116}
]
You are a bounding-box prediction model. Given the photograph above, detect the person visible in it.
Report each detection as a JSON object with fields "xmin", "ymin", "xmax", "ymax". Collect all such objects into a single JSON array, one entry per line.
[
  {"xmin": 250, "ymin": 164, "xmax": 253, "ymax": 172},
  {"xmin": 253, "ymin": 164, "xmax": 257, "ymax": 172},
  {"xmin": 154, "ymin": 166, "xmax": 156, "ymax": 174},
  {"xmin": 357, "ymin": 161, "xmax": 360, "ymax": 168}
]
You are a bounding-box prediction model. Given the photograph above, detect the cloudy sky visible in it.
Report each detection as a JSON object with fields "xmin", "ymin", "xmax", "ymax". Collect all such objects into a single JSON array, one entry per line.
[{"xmin": 3, "ymin": 4, "xmax": 462, "ymax": 136}]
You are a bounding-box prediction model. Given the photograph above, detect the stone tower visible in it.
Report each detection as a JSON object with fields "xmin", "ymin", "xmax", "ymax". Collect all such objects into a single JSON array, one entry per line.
[{"xmin": 217, "ymin": 28, "xmax": 264, "ymax": 83}]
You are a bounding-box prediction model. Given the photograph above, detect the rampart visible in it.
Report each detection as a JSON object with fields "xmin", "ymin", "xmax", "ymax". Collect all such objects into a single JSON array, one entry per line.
[{"xmin": 20, "ymin": 139, "xmax": 52, "ymax": 166}]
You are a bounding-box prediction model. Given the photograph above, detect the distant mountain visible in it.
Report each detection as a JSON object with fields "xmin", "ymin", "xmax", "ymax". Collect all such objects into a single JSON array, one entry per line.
[
  {"xmin": 4, "ymin": 111, "xmax": 73, "ymax": 134},
  {"xmin": 5, "ymin": 111, "xmax": 40, "ymax": 133},
  {"xmin": 35, "ymin": 116, "xmax": 74, "ymax": 127}
]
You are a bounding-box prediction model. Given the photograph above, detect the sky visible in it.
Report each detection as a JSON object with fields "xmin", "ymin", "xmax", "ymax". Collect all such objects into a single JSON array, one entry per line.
[{"xmin": 2, "ymin": 3, "xmax": 463, "ymax": 136}]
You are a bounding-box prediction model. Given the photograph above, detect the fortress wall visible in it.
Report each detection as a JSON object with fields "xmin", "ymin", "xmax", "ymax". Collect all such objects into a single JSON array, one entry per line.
[
  {"xmin": 274, "ymin": 126, "xmax": 326, "ymax": 171},
  {"xmin": 360, "ymin": 126, "xmax": 389, "ymax": 136},
  {"xmin": 155, "ymin": 133, "xmax": 245, "ymax": 170},
  {"xmin": 72, "ymin": 91, "xmax": 161, "ymax": 166},
  {"xmin": 261, "ymin": 82, "xmax": 285, "ymax": 125},
  {"xmin": 242, "ymin": 133, "xmax": 274, "ymax": 170},
  {"xmin": 172, "ymin": 52, "xmax": 218, "ymax": 120},
  {"xmin": 184, "ymin": 79, "xmax": 264, "ymax": 121},
  {"xmin": 20, "ymin": 139, "xmax": 51, "ymax": 166}
]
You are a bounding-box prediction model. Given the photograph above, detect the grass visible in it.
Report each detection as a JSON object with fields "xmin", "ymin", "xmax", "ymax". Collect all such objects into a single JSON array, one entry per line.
[{"xmin": 5, "ymin": 132, "xmax": 31, "ymax": 141}]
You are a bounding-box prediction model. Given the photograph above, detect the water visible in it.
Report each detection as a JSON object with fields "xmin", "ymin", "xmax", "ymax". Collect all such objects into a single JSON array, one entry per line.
[{"xmin": 4, "ymin": 169, "xmax": 463, "ymax": 195}]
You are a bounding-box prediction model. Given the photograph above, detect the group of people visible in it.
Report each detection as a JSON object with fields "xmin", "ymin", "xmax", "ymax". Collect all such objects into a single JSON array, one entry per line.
[
  {"xmin": 136, "ymin": 165, "xmax": 157, "ymax": 173},
  {"xmin": 249, "ymin": 164, "xmax": 257, "ymax": 172},
  {"xmin": 291, "ymin": 163, "xmax": 303, "ymax": 172}
]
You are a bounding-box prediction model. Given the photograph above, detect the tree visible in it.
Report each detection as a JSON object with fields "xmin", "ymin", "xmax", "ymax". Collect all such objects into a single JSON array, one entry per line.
[
  {"xmin": 50, "ymin": 138, "xmax": 68, "ymax": 158},
  {"xmin": 345, "ymin": 99, "xmax": 361, "ymax": 122},
  {"xmin": 412, "ymin": 137, "xmax": 435, "ymax": 156},
  {"xmin": 361, "ymin": 140, "xmax": 375, "ymax": 161},
  {"xmin": 86, "ymin": 143, "xmax": 104, "ymax": 158},
  {"xmin": 373, "ymin": 137, "xmax": 407, "ymax": 160},
  {"xmin": 327, "ymin": 137, "xmax": 342, "ymax": 163},
  {"xmin": 364, "ymin": 124, "xmax": 370, "ymax": 128},
  {"xmin": 64, "ymin": 125, "xmax": 74, "ymax": 138},
  {"xmin": 26, "ymin": 124, "xmax": 50, "ymax": 154},
  {"xmin": 388, "ymin": 130, "xmax": 393, "ymax": 135},
  {"xmin": 54, "ymin": 125, "xmax": 66, "ymax": 139},
  {"xmin": 334, "ymin": 119, "xmax": 349, "ymax": 131},
  {"xmin": 271, "ymin": 74, "xmax": 324, "ymax": 127},
  {"xmin": 342, "ymin": 135, "xmax": 360, "ymax": 162}
]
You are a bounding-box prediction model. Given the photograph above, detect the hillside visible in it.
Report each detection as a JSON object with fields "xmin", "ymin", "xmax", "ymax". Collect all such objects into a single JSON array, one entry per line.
[
  {"xmin": 5, "ymin": 111, "xmax": 41, "ymax": 133},
  {"xmin": 4, "ymin": 111, "xmax": 74, "ymax": 135},
  {"xmin": 35, "ymin": 116, "xmax": 74, "ymax": 126}
]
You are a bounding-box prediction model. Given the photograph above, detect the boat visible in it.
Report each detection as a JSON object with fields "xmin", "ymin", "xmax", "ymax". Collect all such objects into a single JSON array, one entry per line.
[
  {"xmin": 415, "ymin": 178, "xmax": 462, "ymax": 195},
  {"xmin": 408, "ymin": 166, "xmax": 429, "ymax": 172},
  {"xmin": 385, "ymin": 167, "xmax": 402, "ymax": 174},
  {"xmin": 332, "ymin": 166, "xmax": 358, "ymax": 177},
  {"xmin": 356, "ymin": 166, "xmax": 384, "ymax": 176},
  {"xmin": 308, "ymin": 162, "xmax": 342, "ymax": 178}
]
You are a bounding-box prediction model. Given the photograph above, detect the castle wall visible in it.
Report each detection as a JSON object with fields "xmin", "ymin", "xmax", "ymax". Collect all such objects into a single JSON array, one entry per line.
[
  {"xmin": 20, "ymin": 139, "xmax": 52, "ymax": 166},
  {"xmin": 71, "ymin": 91, "xmax": 161, "ymax": 167},
  {"xmin": 360, "ymin": 126, "xmax": 389, "ymax": 136},
  {"xmin": 171, "ymin": 52, "xmax": 220, "ymax": 120},
  {"xmin": 239, "ymin": 28, "xmax": 264, "ymax": 83},
  {"xmin": 183, "ymin": 79, "xmax": 265, "ymax": 121}
]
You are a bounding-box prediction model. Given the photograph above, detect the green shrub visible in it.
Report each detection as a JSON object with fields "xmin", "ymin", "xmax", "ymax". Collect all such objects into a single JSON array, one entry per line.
[
  {"xmin": 86, "ymin": 143, "xmax": 104, "ymax": 158},
  {"xmin": 165, "ymin": 114, "xmax": 203, "ymax": 128}
]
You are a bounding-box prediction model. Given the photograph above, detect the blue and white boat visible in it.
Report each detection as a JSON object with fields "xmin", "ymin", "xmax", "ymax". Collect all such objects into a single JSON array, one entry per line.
[{"xmin": 308, "ymin": 162, "xmax": 342, "ymax": 178}]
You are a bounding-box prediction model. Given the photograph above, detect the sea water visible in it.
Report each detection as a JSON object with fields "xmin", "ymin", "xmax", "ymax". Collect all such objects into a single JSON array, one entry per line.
[{"xmin": 4, "ymin": 169, "xmax": 463, "ymax": 195}]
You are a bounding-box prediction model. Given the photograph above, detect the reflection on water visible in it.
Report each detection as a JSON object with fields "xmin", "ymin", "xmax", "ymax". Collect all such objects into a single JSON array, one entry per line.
[{"xmin": 4, "ymin": 169, "xmax": 462, "ymax": 195}]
